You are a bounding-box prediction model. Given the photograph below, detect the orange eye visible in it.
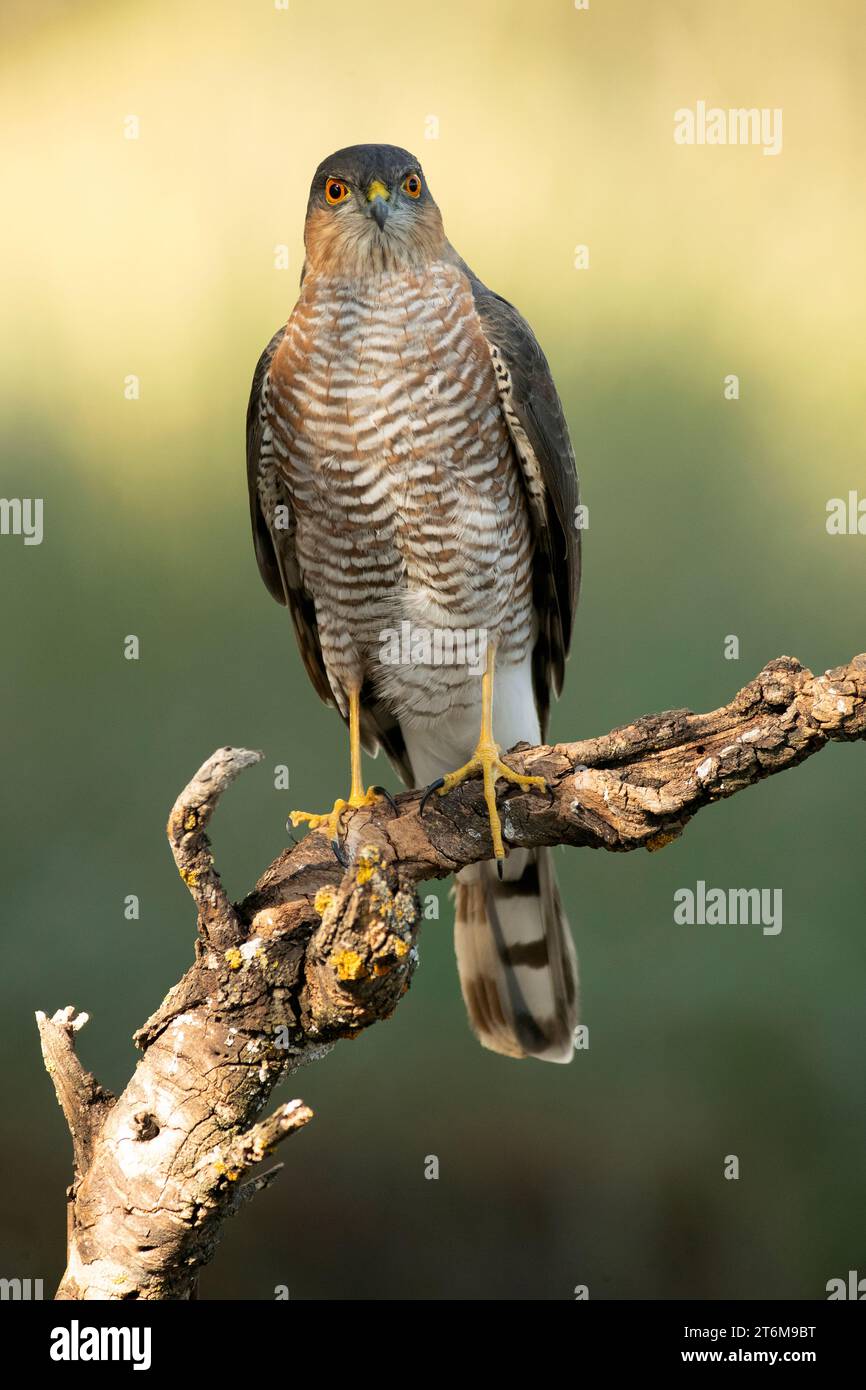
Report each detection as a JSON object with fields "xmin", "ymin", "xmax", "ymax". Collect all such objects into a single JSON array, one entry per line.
[
  {"xmin": 402, "ymin": 173, "xmax": 422, "ymax": 198},
  {"xmin": 324, "ymin": 179, "xmax": 350, "ymax": 205}
]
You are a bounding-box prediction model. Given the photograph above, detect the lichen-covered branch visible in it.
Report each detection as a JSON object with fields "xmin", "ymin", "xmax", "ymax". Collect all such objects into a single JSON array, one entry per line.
[
  {"xmin": 38, "ymin": 653, "xmax": 865, "ymax": 1298},
  {"xmin": 166, "ymin": 744, "xmax": 263, "ymax": 949}
]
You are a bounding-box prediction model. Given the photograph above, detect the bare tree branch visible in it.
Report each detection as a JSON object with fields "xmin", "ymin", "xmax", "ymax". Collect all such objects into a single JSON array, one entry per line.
[
  {"xmin": 36, "ymin": 1007, "xmax": 115, "ymax": 1175},
  {"xmin": 38, "ymin": 653, "xmax": 866, "ymax": 1298},
  {"xmin": 166, "ymin": 745, "xmax": 263, "ymax": 949}
]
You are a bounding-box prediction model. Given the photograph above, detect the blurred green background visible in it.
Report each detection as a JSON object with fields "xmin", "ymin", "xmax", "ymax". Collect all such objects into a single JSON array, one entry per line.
[{"xmin": 1, "ymin": 0, "xmax": 864, "ymax": 1299}]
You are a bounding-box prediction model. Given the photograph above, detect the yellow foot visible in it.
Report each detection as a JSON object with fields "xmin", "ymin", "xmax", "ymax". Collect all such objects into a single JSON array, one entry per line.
[
  {"xmin": 289, "ymin": 787, "xmax": 381, "ymax": 843},
  {"xmin": 431, "ymin": 741, "xmax": 547, "ymax": 860}
]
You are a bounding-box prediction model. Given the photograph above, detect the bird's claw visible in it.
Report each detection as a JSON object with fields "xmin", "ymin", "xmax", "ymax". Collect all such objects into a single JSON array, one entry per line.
[
  {"xmin": 419, "ymin": 777, "xmax": 445, "ymax": 817},
  {"xmin": 331, "ymin": 838, "xmax": 349, "ymax": 867},
  {"xmin": 289, "ymin": 785, "xmax": 395, "ymax": 866},
  {"xmin": 419, "ymin": 744, "xmax": 547, "ymax": 861},
  {"xmin": 371, "ymin": 784, "xmax": 399, "ymax": 816}
]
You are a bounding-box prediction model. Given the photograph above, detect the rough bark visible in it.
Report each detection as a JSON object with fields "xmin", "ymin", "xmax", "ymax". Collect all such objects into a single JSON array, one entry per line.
[{"xmin": 37, "ymin": 653, "xmax": 866, "ymax": 1299}]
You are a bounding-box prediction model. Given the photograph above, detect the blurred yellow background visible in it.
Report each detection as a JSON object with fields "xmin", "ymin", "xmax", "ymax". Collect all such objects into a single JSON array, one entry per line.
[{"xmin": 1, "ymin": 0, "xmax": 864, "ymax": 1299}]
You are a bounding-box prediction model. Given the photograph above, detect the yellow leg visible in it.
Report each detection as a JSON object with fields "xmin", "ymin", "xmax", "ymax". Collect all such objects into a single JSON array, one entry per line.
[
  {"xmin": 289, "ymin": 688, "xmax": 381, "ymax": 842},
  {"xmin": 435, "ymin": 650, "xmax": 546, "ymax": 860}
]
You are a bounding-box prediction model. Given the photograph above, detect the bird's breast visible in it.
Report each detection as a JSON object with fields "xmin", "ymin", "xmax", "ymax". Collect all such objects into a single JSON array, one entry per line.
[
  {"xmin": 269, "ymin": 262, "xmax": 511, "ymax": 504},
  {"xmin": 265, "ymin": 260, "xmax": 535, "ymax": 684}
]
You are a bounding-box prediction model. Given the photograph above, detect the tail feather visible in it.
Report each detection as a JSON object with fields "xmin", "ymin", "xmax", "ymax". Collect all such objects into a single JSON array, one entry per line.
[{"xmin": 454, "ymin": 847, "xmax": 578, "ymax": 1063}]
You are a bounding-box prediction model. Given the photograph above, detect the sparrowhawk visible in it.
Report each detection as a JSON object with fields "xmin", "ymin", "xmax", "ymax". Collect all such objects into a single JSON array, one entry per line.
[{"xmin": 246, "ymin": 144, "xmax": 580, "ymax": 1062}]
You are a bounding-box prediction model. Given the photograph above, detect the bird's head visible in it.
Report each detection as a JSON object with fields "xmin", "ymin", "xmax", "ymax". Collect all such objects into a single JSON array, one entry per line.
[{"xmin": 303, "ymin": 143, "xmax": 446, "ymax": 277}]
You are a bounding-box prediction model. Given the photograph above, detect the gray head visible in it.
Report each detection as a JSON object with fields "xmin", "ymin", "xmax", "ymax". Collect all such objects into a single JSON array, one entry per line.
[{"xmin": 303, "ymin": 142, "xmax": 447, "ymax": 275}]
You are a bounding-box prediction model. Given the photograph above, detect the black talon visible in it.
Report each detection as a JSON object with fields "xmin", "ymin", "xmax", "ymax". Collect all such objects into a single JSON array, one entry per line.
[
  {"xmin": 419, "ymin": 777, "xmax": 446, "ymax": 817},
  {"xmin": 284, "ymin": 822, "xmax": 299, "ymax": 844},
  {"xmin": 496, "ymin": 858, "xmax": 505, "ymax": 881},
  {"xmin": 331, "ymin": 838, "xmax": 349, "ymax": 868},
  {"xmin": 372, "ymin": 785, "xmax": 399, "ymax": 816}
]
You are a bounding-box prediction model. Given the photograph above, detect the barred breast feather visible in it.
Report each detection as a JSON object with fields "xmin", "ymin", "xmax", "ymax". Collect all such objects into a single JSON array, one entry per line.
[{"xmin": 260, "ymin": 261, "xmax": 536, "ymax": 728}]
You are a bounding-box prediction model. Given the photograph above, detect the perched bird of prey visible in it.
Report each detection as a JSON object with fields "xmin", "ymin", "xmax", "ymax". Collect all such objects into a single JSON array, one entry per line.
[{"xmin": 247, "ymin": 144, "xmax": 580, "ymax": 1062}]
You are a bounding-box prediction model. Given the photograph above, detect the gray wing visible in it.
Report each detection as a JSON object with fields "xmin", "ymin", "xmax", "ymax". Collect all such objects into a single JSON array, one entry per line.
[
  {"xmin": 463, "ymin": 267, "xmax": 580, "ymax": 737},
  {"xmin": 246, "ymin": 329, "xmax": 414, "ymax": 784}
]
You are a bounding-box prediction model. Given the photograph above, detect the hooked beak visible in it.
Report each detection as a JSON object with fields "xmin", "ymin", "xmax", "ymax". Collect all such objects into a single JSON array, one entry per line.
[
  {"xmin": 370, "ymin": 198, "xmax": 389, "ymax": 230},
  {"xmin": 366, "ymin": 178, "xmax": 390, "ymax": 231}
]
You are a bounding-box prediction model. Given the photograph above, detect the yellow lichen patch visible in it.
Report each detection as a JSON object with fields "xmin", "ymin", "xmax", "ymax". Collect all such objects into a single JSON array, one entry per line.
[
  {"xmin": 224, "ymin": 947, "xmax": 243, "ymax": 971},
  {"xmin": 390, "ymin": 893, "xmax": 416, "ymax": 928},
  {"xmin": 314, "ymin": 886, "xmax": 335, "ymax": 916},
  {"xmin": 180, "ymin": 867, "xmax": 199, "ymax": 888},
  {"xmin": 332, "ymin": 949, "xmax": 366, "ymax": 981},
  {"xmin": 393, "ymin": 937, "xmax": 409, "ymax": 958},
  {"xmin": 184, "ymin": 811, "xmax": 198, "ymax": 831},
  {"xmin": 355, "ymin": 844, "xmax": 382, "ymax": 885}
]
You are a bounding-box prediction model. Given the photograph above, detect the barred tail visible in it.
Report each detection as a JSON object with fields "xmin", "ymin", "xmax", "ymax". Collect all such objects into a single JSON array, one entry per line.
[{"xmin": 453, "ymin": 847, "xmax": 579, "ymax": 1063}]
